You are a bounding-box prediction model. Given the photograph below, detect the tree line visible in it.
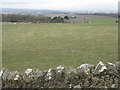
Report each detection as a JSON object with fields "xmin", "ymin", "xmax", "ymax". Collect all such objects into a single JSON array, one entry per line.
[{"xmin": 2, "ymin": 14, "xmax": 70, "ymax": 23}]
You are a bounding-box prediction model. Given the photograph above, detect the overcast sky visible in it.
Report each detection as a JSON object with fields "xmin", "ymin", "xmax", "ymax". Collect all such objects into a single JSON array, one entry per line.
[{"xmin": 1, "ymin": 0, "xmax": 119, "ymax": 12}]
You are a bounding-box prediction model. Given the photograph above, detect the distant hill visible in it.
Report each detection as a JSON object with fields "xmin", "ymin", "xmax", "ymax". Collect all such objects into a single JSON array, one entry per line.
[
  {"xmin": 1, "ymin": 8, "xmax": 118, "ymax": 23},
  {"xmin": 2, "ymin": 8, "xmax": 118, "ymax": 16},
  {"xmin": 2, "ymin": 8, "xmax": 67, "ymax": 15}
]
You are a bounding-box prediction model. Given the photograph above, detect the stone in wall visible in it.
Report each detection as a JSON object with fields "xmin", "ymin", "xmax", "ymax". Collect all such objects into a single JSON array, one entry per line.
[{"xmin": 1, "ymin": 61, "xmax": 119, "ymax": 88}]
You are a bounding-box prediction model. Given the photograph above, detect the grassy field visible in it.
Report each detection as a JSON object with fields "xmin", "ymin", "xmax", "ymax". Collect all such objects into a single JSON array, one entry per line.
[
  {"xmin": 2, "ymin": 19, "xmax": 118, "ymax": 72},
  {"xmin": 90, "ymin": 18, "xmax": 117, "ymax": 23}
]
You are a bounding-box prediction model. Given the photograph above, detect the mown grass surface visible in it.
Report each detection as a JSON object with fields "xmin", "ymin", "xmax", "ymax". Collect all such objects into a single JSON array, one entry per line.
[{"xmin": 2, "ymin": 19, "xmax": 118, "ymax": 72}]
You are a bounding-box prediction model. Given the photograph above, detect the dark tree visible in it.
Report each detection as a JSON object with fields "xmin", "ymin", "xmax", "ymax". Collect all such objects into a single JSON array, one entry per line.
[
  {"xmin": 50, "ymin": 16, "xmax": 64, "ymax": 23},
  {"xmin": 64, "ymin": 16, "xmax": 69, "ymax": 20}
]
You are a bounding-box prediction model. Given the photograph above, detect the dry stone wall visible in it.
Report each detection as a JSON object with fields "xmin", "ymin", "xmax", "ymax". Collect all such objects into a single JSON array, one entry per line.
[{"xmin": 0, "ymin": 61, "xmax": 120, "ymax": 88}]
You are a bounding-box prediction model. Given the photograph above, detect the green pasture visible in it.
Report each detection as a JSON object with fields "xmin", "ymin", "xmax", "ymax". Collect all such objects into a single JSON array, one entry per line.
[
  {"xmin": 90, "ymin": 18, "xmax": 117, "ymax": 23},
  {"xmin": 2, "ymin": 19, "xmax": 118, "ymax": 72}
]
